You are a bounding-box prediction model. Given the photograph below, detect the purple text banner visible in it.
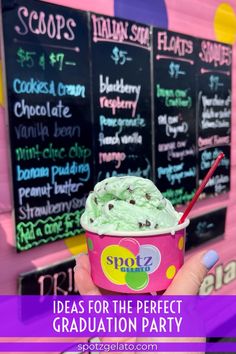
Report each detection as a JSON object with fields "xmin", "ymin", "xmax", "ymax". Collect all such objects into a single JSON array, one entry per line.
[{"xmin": 0, "ymin": 295, "xmax": 235, "ymax": 337}]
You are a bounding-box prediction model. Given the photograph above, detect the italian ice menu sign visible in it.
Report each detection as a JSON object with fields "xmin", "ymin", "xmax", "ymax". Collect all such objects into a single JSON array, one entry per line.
[
  {"xmin": 90, "ymin": 14, "xmax": 152, "ymax": 181},
  {"xmin": 1, "ymin": 0, "xmax": 93, "ymax": 251},
  {"xmin": 197, "ymin": 39, "xmax": 231, "ymax": 196},
  {"xmin": 153, "ymin": 29, "xmax": 197, "ymax": 206}
]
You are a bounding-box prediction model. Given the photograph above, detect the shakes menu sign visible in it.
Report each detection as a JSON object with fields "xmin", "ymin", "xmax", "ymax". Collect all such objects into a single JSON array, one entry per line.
[
  {"xmin": 196, "ymin": 39, "xmax": 231, "ymax": 197},
  {"xmin": 1, "ymin": 0, "xmax": 93, "ymax": 251},
  {"xmin": 90, "ymin": 14, "xmax": 152, "ymax": 181}
]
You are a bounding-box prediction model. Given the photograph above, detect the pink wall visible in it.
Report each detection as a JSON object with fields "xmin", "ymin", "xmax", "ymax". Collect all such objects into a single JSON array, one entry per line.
[
  {"xmin": 0, "ymin": 0, "xmax": 235, "ymax": 295},
  {"xmin": 166, "ymin": 0, "xmax": 236, "ymax": 295}
]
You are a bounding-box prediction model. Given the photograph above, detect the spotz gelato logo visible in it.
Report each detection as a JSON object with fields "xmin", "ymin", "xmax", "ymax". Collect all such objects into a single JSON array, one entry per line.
[
  {"xmin": 107, "ymin": 254, "xmax": 153, "ymax": 273},
  {"xmin": 101, "ymin": 238, "xmax": 161, "ymax": 291}
]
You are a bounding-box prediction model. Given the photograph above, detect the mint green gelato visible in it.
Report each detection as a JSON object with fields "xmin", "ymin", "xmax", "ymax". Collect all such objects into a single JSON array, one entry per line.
[{"xmin": 81, "ymin": 176, "xmax": 181, "ymax": 234}]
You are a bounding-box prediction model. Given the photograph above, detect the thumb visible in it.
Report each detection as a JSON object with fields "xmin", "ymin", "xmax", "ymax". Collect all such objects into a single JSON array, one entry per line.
[{"xmin": 165, "ymin": 249, "xmax": 219, "ymax": 295}]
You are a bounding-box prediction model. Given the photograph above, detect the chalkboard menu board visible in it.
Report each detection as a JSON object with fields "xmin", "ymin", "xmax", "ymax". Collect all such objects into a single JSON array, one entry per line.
[
  {"xmin": 196, "ymin": 39, "xmax": 231, "ymax": 197},
  {"xmin": 1, "ymin": 0, "xmax": 93, "ymax": 251},
  {"xmin": 90, "ymin": 13, "xmax": 152, "ymax": 181},
  {"xmin": 153, "ymin": 29, "xmax": 197, "ymax": 206},
  {"xmin": 186, "ymin": 207, "xmax": 226, "ymax": 251},
  {"xmin": 19, "ymin": 258, "xmax": 77, "ymax": 296},
  {"xmin": 19, "ymin": 258, "xmax": 78, "ymax": 321},
  {"xmin": 1, "ymin": 0, "xmax": 233, "ymax": 253}
]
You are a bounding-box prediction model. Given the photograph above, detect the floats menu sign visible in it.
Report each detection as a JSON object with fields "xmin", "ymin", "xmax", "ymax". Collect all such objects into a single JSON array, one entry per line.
[
  {"xmin": 90, "ymin": 14, "xmax": 152, "ymax": 181},
  {"xmin": 1, "ymin": 0, "xmax": 93, "ymax": 251},
  {"xmin": 153, "ymin": 30, "xmax": 197, "ymax": 205},
  {"xmin": 197, "ymin": 39, "xmax": 231, "ymax": 196}
]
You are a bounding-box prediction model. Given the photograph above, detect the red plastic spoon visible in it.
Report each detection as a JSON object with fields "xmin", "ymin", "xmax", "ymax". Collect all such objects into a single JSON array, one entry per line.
[{"xmin": 178, "ymin": 152, "xmax": 225, "ymax": 224}]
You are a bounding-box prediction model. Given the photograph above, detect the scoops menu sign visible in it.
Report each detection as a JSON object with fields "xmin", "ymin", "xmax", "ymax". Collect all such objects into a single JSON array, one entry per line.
[{"xmin": 1, "ymin": 0, "xmax": 93, "ymax": 251}]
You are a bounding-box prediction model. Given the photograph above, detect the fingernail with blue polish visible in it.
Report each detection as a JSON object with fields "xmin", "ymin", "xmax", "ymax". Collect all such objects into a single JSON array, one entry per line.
[{"xmin": 202, "ymin": 250, "xmax": 219, "ymax": 269}]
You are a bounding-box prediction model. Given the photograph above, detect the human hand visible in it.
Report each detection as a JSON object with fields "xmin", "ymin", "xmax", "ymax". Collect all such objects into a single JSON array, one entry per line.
[{"xmin": 74, "ymin": 250, "xmax": 219, "ymax": 353}]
